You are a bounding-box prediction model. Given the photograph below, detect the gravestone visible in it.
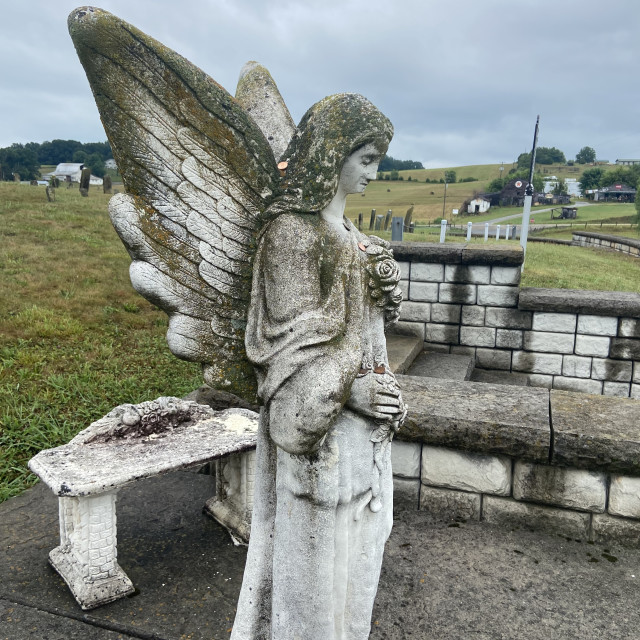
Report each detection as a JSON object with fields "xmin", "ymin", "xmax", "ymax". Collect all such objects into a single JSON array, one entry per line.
[
  {"xmin": 79, "ymin": 167, "xmax": 91, "ymax": 196},
  {"xmin": 384, "ymin": 209, "xmax": 392, "ymax": 230},
  {"xmin": 103, "ymin": 174, "xmax": 112, "ymax": 194},
  {"xmin": 369, "ymin": 208, "xmax": 376, "ymax": 230}
]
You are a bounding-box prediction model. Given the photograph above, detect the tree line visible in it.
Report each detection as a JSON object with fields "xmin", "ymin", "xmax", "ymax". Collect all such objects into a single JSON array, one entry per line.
[
  {"xmin": 0, "ymin": 139, "xmax": 112, "ymax": 181},
  {"xmin": 377, "ymin": 155, "xmax": 424, "ymax": 172}
]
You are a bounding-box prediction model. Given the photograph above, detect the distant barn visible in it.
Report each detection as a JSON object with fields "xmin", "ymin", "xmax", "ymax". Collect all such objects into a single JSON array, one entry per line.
[{"xmin": 42, "ymin": 163, "xmax": 103, "ymax": 186}]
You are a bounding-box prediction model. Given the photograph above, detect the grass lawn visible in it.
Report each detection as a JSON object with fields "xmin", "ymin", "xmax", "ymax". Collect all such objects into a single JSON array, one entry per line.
[
  {"xmin": 0, "ymin": 183, "xmax": 202, "ymax": 502},
  {"xmin": 1, "ymin": 179, "xmax": 639, "ymax": 503}
]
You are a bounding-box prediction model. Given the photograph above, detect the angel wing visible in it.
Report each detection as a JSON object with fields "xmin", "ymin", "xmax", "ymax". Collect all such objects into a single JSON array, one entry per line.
[{"xmin": 68, "ymin": 7, "xmax": 287, "ymax": 402}]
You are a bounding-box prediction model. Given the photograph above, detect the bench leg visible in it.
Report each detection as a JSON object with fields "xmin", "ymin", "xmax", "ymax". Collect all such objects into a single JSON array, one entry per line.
[
  {"xmin": 50, "ymin": 490, "xmax": 134, "ymax": 609},
  {"xmin": 205, "ymin": 450, "xmax": 256, "ymax": 544}
]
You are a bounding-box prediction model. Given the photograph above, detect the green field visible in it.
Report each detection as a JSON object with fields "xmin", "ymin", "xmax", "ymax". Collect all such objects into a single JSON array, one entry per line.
[{"xmin": 1, "ymin": 176, "xmax": 639, "ymax": 503}]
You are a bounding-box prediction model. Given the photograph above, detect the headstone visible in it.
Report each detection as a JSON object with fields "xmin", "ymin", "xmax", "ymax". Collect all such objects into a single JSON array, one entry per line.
[
  {"xmin": 66, "ymin": 175, "xmax": 73, "ymax": 188},
  {"xmin": 45, "ymin": 186, "xmax": 55, "ymax": 202},
  {"xmin": 384, "ymin": 209, "xmax": 392, "ymax": 230},
  {"xmin": 79, "ymin": 167, "xmax": 91, "ymax": 197},
  {"xmin": 13, "ymin": 173, "xmax": 20, "ymax": 182},
  {"xmin": 358, "ymin": 212, "xmax": 363, "ymax": 231},
  {"xmin": 103, "ymin": 174, "xmax": 112, "ymax": 194},
  {"xmin": 404, "ymin": 205, "xmax": 413, "ymax": 231},
  {"xmin": 391, "ymin": 216, "xmax": 403, "ymax": 241},
  {"xmin": 375, "ymin": 214, "xmax": 383, "ymax": 230},
  {"xmin": 30, "ymin": 179, "xmax": 38, "ymax": 186},
  {"xmin": 369, "ymin": 208, "xmax": 376, "ymax": 230},
  {"xmin": 50, "ymin": 176, "xmax": 60, "ymax": 188}
]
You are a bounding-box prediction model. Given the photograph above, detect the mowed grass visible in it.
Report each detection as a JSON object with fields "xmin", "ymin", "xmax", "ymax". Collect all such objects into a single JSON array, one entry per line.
[{"xmin": 0, "ymin": 183, "xmax": 202, "ymax": 502}]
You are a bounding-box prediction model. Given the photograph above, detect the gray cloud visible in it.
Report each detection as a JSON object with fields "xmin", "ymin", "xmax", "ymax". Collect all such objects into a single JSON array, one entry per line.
[{"xmin": 1, "ymin": 0, "xmax": 639, "ymax": 167}]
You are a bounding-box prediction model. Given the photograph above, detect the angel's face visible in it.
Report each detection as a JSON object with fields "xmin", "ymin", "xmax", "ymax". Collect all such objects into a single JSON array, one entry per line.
[{"xmin": 339, "ymin": 143, "xmax": 381, "ymax": 195}]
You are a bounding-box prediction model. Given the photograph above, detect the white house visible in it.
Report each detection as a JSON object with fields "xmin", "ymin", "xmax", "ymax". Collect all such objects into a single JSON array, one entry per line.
[
  {"xmin": 105, "ymin": 159, "xmax": 117, "ymax": 170},
  {"xmin": 467, "ymin": 196, "xmax": 491, "ymax": 214}
]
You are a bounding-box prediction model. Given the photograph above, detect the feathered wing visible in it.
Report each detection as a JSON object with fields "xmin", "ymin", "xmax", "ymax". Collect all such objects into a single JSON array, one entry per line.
[{"xmin": 69, "ymin": 7, "xmax": 282, "ymax": 402}]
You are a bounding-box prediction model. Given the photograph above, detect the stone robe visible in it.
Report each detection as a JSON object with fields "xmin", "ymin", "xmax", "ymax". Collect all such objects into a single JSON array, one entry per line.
[{"xmin": 232, "ymin": 213, "xmax": 396, "ymax": 640}]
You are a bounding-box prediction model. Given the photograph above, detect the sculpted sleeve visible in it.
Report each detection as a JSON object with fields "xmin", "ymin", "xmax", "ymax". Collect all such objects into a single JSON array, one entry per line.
[{"xmin": 245, "ymin": 214, "xmax": 364, "ymax": 454}]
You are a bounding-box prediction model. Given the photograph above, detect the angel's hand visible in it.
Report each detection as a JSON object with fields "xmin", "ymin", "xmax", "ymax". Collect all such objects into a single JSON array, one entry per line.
[{"xmin": 347, "ymin": 371, "xmax": 405, "ymax": 422}]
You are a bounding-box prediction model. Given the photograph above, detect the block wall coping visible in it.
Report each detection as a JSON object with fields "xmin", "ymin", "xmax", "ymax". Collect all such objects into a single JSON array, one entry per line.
[
  {"xmin": 391, "ymin": 242, "xmax": 524, "ymax": 266},
  {"xmin": 518, "ymin": 287, "xmax": 640, "ymax": 318},
  {"xmin": 572, "ymin": 231, "xmax": 640, "ymax": 251}
]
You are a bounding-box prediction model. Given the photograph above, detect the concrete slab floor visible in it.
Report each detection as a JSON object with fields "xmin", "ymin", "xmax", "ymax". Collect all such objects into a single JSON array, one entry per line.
[{"xmin": 2, "ymin": 471, "xmax": 639, "ymax": 639}]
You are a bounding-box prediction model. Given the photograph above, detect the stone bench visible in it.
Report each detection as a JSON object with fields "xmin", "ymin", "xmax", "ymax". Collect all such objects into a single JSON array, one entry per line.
[{"xmin": 28, "ymin": 397, "xmax": 258, "ymax": 610}]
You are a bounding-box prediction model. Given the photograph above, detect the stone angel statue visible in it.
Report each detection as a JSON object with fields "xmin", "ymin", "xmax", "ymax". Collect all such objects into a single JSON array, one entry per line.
[{"xmin": 69, "ymin": 7, "xmax": 406, "ymax": 639}]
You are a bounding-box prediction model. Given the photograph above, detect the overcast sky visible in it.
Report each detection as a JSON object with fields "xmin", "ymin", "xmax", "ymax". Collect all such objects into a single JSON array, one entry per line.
[{"xmin": 1, "ymin": 0, "xmax": 639, "ymax": 168}]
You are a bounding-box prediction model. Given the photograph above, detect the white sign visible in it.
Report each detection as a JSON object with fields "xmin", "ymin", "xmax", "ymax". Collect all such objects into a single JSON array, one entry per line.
[
  {"xmin": 515, "ymin": 180, "xmax": 523, "ymax": 188},
  {"xmin": 452, "ymin": 209, "xmax": 459, "ymax": 215}
]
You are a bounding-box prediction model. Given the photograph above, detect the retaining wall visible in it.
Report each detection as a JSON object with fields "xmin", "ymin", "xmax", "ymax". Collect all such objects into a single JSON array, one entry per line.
[
  {"xmin": 572, "ymin": 231, "xmax": 640, "ymax": 257},
  {"xmin": 392, "ymin": 375, "xmax": 640, "ymax": 545},
  {"xmin": 391, "ymin": 242, "xmax": 640, "ymax": 398}
]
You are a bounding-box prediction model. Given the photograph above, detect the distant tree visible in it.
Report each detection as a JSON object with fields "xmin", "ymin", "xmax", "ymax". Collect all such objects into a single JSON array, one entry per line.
[
  {"xmin": 378, "ymin": 155, "xmax": 424, "ymax": 172},
  {"xmin": 579, "ymin": 167, "xmax": 605, "ymax": 192},
  {"xmin": 517, "ymin": 147, "xmax": 566, "ymax": 168},
  {"xmin": 486, "ymin": 177, "xmax": 507, "ymax": 192},
  {"xmin": 600, "ymin": 165, "xmax": 640, "ymax": 188},
  {"xmin": 575, "ymin": 146, "xmax": 596, "ymax": 164},
  {"xmin": 0, "ymin": 144, "xmax": 40, "ymax": 181},
  {"xmin": 389, "ymin": 169, "xmax": 399, "ymax": 181},
  {"xmin": 73, "ymin": 150, "xmax": 88, "ymax": 163},
  {"xmin": 444, "ymin": 170, "xmax": 457, "ymax": 184},
  {"xmin": 85, "ymin": 153, "xmax": 106, "ymax": 177},
  {"xmin": 552, "ymin": 177, "xmax": 568, "ymax": 196}
]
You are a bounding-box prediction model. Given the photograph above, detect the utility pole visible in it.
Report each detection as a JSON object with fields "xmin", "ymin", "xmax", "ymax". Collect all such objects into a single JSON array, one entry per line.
[{"xmin": 520, "ymin": 116, "xmax": 540, "ymax": 270}]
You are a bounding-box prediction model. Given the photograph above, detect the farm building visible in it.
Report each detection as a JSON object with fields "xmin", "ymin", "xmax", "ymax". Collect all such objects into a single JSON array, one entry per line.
[
  {"xmin": 42, "ymin": 163, "xmax": 103, "ymax": 186},
  {"xmin": 484, "ymin": 178, "xmax": 536, "ymax": 207},
  {"xmin": 466, "ymin": 196, "xmax": 491, "ymax": 214},
  {"xmin": 105, "ymin": 159, "xmax": 117, "ymax": 170},
  {"xmin": 615, "ymin": 159, "xmax": 640, "ymax": 166},
  {"xmin": 591, "ymin": 183, "xmax": 636, "ymax": 202}
]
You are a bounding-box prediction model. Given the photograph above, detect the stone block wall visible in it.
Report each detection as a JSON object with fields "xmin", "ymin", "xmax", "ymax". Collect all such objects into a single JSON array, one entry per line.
[
  {"xmin": 391, "ymin": 442, "xmax": 640, "ymax": 546},
  {"xmin": 573, "ymin": 231, "xmax": 640, "ymax": 257},
  {"xmin": 392, "ymin": 242, "xmax": 640, "ymax": 398}
]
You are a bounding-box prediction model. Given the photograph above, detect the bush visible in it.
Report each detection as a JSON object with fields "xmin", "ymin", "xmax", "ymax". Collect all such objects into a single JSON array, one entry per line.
[{"xmin": 460, "ymin": 176, "xmax": 478, "ymax": 183}]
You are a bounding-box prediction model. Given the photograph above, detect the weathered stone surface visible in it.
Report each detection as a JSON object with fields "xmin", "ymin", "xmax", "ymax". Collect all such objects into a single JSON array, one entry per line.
[
  {"xmin": 461, "ymin": 304, "xmax": 485, "ymax": 326},
  {"xmin": 410, "ymin": 262, "xmax": 444, "ymax": 282},
  {"xmin": 409, "ymin": 281, "xmax": 439, "ymax": 302},
  {"xmin": 421, "ymin": 446, "xmax": 511, "ymax": 495},
  {"xmin": 591, "ymin": 513, "xmax": 640, "ymax": 546},
  {"xmin": 551, "ymin": 390, "xmax": 640, "ymax": 474},
  {"xmin": 575, "ymin": 334, "xmax": 611, "ymax": 357},
  {"xmin": 523, "ymin": 331, "xmax": 575, "ymax": 354},
  {"xmin": 461, "ymin": 244, "xmax": 524, "ymax": 266},
  {"xmin": 439, "ymin": 283, "xmax": 477, "ymax": 304},
  {"xmin": 577, "ymin": 314, "xmax": 618, "ymax": 336},
  {"xmin": 519, "ymin": 287, "xmax": 640, "ymax": 317},
  {"xmin": 419, "ymin": 485, "xmax": 481, "ymax": 521},
  {"xmin": 527, "ymin": 374, "xmax": 553, "ymax": 389},
  {"xmin": 475, "ymin": 348, "xmax": 511, "ymax": 370},
  {"xmin": 397, "ymin": 260, "xmax": 410, "ymax": 280},
  {"xmin": 391, "ymin": 441, "xmax": 421, "ymax": 478},
  {"xmin": 444, "ymin": 264, "xmax": 490, "ymax": 284},
  {"xmin": 512, "ymin": 351, "xmax": 563, "ymax": 375},
  {"xmin": 406, "ymin": 351, "xmax": 474, "ymax": 381},
  {"xmin": 470, "ymin": 369, "xmax": 530, "ymax": 386},
  {"xmin": 391, "ymin": 320, "xmax": 425, "ymax": 341},
  {"xmin": 391, "ymin": 242, "xmax": 464, "ymax": 265},
  {"xmin": 386, "ymin": 334, "xmax": 423, "ymax": 375},
  {"xmin": 603, "ymin": 381, "xmax": 631, "ymax": 397},
  {"xmin": 450, "ymin": 345, "xmax": 476, "ymax": 357},
  {"xmin": 400, "ymin": 301, "xmax": 431, "ymax": 322},
  {"xmin": 485, "ymin": 307, "xmax": 532, "ymax": 329},
  {"xmin": 460, "ymin": 326, "xmax": 496, "ymax": 348},
  {"xmin": 490, "ymin": 266, "xmax": 521, "ymax": 286},
  {"xmin": 610, "ymin": 338, "xmax": 640, "ymax": 360},
  {"xmin": 399, "ymin": 280, "xmax": 409, "ymax": 299},
  {"xmin": 496, "ymin": 329, "xmax": 523, "ymax": 349},
  {"xmin": 424, "ymin": 341, "xmax": 451, "ymax": 353},
  {"xmin": 392, "ymin": 477, "xmax": 420, "ymax": 509},
  {"xmin": 619, "ymin": 318, "xmax": 640, "ymax": 338},
  {"xmin": 591, "ymin": 358, "xmax": 632, "ymax": 382},
  {"xmin": 532, "ymin": 312, "xmax": 577, "ymax": 334},
  {"xmin": 513, "ymin": 461, "xmax": 606, "ymax": 512},
  {"xmin": 425, "ymin": 323, "xmax": 459, "ymax": 344},
  {"xmin": 477, "ymin": 285, "xmax": 518, "ymax": 307},
  {"xmin": 631, "ymin": 383, "xmax": 640, "ymax": 399},
  {"xmin": 609, "ymin": 475, "xmax": 640, "ymax": 518},
  {"xmin": 552, "ymin": 377, "xmax": 603, "ymax": 395},
  {"xmin": 431, "ymin": 303, "xmax": 461, "ymax": 324},
  {"xmin": 562, "ymin": 355, "xmax": 592, "ymax": 379},
  {"xmin": 482, "ymin": 496, "xmax": 591, "ymax": 539},
  {"xmin": 397, "ymin": 375, "xmax": 550, "ymax": 461}
]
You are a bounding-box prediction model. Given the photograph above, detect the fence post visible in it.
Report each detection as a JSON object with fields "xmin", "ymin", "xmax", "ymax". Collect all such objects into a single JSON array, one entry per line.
[
  {"xmin": 466, "ymin": 222, "xmax": 472, "ymax": 241},
  {"xmin": 496, "ymin": 224, "xmax": 501, "ymax": 240},
  {"xmin": 484, "ymin": 222, "xmax": 489, "ymax": 242},
  {"xmin": 505, "ymin": 225, "xmax": 511, "ymax": 240},
  {"xmin": 440, "ymin": 219, "xmax": 447, "ymax": 243}
]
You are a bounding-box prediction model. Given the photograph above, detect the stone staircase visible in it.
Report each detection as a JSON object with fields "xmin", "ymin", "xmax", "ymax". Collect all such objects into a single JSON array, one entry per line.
[{"xmin": 386, "ymin": 334, "xmax": 529, "ymax": 386}]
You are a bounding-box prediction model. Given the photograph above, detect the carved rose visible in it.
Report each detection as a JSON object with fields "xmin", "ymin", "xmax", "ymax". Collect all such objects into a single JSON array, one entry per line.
[{"xmin": 369, "ymin": 257, "xmax": 400, "ymax": 289}]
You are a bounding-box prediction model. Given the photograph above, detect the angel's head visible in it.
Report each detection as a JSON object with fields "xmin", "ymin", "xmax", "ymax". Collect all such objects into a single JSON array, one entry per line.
[{"xmin": 276, "ymin": 93, "xmax": 393, "ymax": 214}]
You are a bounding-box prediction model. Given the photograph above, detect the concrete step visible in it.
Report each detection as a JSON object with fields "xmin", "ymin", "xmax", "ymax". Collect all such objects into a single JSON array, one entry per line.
[
  {"xmin": 387, "ymin": 334, "xmax": 423, "ymax": 374},
  {"xmin": 406, "ymin": 351, "xmax": 474, "ymax": 381},
  {"xmin": 469, "ymin": 369, "xmax": 531, "ymax": 387}
]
